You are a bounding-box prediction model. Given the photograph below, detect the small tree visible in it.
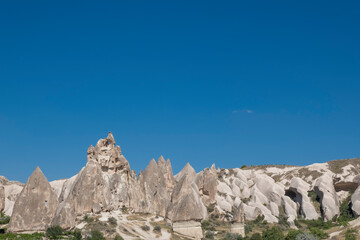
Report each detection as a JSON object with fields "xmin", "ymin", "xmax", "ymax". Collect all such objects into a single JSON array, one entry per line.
[
  {"xmin": 262, "ymin": 226, "xmax": 285, "ymax": 240},
  {"xmin": 46, "ymin": 225, "xmax": 63, "ymax": 239},
  {"xmin": 286, "ymin": 229, "xmax": 303, "ymax": 240},
  {"xmin": 296, "ymin": 233, "xmax": 319, "ymax": 240},
  {"xmin": 153, "ymin": 224, "xmax": 161, "ymax": 232},
  {"xmin": 250, "ymin": 233, "xmax": 262, "ymax": 240},
  {"xmin": 114, "ymin": 234, "xmax": 124, "ymax": 240},
  {"xmin": 89, "ymin": 230, "xmax": 105, "ymax": 240},
  {"xmin": 72, "ymin": 229, "xmax": 82, "ymax": 240},
  {"xmin": 141, "ymin": 225, "xmax": 150, "ymax": 231},
  {"xmin": 108, "ymin": 217, "xmax": 117, "ymax": 225},
  {"xmin": 205, "ymin": 230, "xmax": 214, "ymax": 239},
  {"xmin": 345, "ymin": 228, "xmax": 358, "ymax": 240}
]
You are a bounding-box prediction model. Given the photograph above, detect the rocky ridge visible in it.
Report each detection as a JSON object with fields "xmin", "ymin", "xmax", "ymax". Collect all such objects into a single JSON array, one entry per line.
[{"xmin": 1, "ymin": 133, "xmax": 360, "ymax": 239}]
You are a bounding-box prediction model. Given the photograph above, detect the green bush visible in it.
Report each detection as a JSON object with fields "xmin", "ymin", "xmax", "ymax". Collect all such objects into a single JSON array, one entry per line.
[
  {"xmin": 46, "ymin": 225, "xmax": 63, "ymax": 239},
  {"xmin": 0, "ymin": 213, "xmax": 10, "ymax": 225},
  {"xmin": 141, "ymin": 225, "xmax": 150, "ymax": 231},
  {"xmin": 153, "ymin": 224, "xmax": 161, "ymax": 232},
  {"xmin": 201, "ymin": 220, "xmax": 216, "ymax": 231},
  {"xmin": 89, "ymin": 230, "xmax": 105, "ymax": 240},
  {"xmin": 108, "ymin": 217, "xmax": 117, "ymax": 225},
  {"xmin": 299, "ymin": 218, "xmax": 335, "ymax": 230},
  {"xmin": 0, "ymin": 232, "xmax": 44, "ymax": 240},
  {"xmin": 221, "ymin": 232, "xmax": 240, "ymax": 240},
  {"xmin": 309, "ymin": 228, "xmax": 328, "ymax": 239},
  {"xmin": 71, "ymin": 229, "xmax": 82, "ymax": 240},
  {"xmin": 338, "ymin": 196, "xmax": 355, "ymax": 226},
  {"xmin": 121, "ymin": 205, "xmax": 128, "ymax": 214},
  {"xmin": 345, "ymin": 228, "xmax": 358, "ymax": 240},
  {"xmin": 295, "ymin": 232, "xmax": 319, "ymax": 240},
  {"xmin": 205, "ymin": 230, "xmax": 214, "ymax": 239},
  {"xmin": 250, "ymin": 233, "xmax": 262, "ymax": 240},
  {"xmin": 245, "ymin": 224, "xmax": 252, "ymax": 234},
  {"xmin": 262, "ymin": 226, "xmax": 285, "ymax": 240},
  {"xmin": 286, "ymin": 229, "xmax": 303, "ymax": 240},
  {"xmin": 114, "ymin": 234, "xmax": 124, "ymax": 240}
]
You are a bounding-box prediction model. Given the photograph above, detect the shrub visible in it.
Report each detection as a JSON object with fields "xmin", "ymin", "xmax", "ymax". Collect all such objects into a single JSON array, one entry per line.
[
  {"xmin": 299, "ymin": 218, "xmax": 335, "ymax": 230},
  {"xmin": 46, "ymin": 225, "xmax": 63, "ymax": 239},
  {"xmin": 245, "ymin": 224, "xmax": 252, "ymax": 234},
  {"xmin": 240, "ymin": 165, "xmax": 247, "ymax": 169},
  {"xmin": 108, "ymin": 217, "xmax": 117, "ymax": 225},
  {"xmin": 114, "ymin": 234, "xmax": 124, "ymax": 240},
  {"xmin": 262, "ymin": 226, "xmax": 285, "ymax": 240},
  {"xmin": 338, "ymin": 196, "xmax": 355, "ymax": 225},
  {"xmin": 205, "ymin": 230, "xmax": 214, "ymax": 239},
  {"xmin": 309, "ymin": 228, "xmax": 328, "ymax": 239},
  {"xmin": 141, "ymin": 225, "xmax": 150, "ymax": 231},
  {"xmin": 221, "ymin": 232, "xmax": 240, "ymax": 240},
  {"xmin": 0, "ymin": 213, "xmax": 10, "ymax": 225},
  {"xmin": 201, "ymin": 220, "xmax": 216, "ymax": 231},
  {"xmin": 89, "ymin": 230, "xmax": 105, "ymax": 240},
  {"xmin": 286, "ymin": 229, "xmax": 303, "ymax": 240},
  {"xmin": 295, "ymin": 232, "xmax": 319, "ymax": 240},
  {"xmin": 254, "ymin": 215, "xmax": 265, "ymax": 224},
  {"xmin": 71, "ymin": 229, "xmax": 82, "ymax": 240},
  {"xmin": 250, "ymin": 233, "xmax": 262, "ymax": 240},
  {"xmin": 121, "ymin": 206, "xmax": 128, "ymax": 214},
  {"xmin": 153, "ymin": 225, "xmax": 161, "ymax": 232},
  {"xmin": 345, "ymin": 228, "xmax": 358, "ymax": 240}
]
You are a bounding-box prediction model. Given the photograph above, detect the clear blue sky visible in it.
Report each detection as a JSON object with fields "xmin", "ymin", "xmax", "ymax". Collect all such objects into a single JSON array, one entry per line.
[{"xmin": 1, "ymin": 1, "xmax": 359, "ymax": 182}]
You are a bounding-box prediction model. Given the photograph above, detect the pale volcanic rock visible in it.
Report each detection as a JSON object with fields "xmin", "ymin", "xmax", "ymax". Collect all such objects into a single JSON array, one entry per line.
[
  {"xmin": 314, "ymin": 173, "xmax": 340, "ymax": 221},
  {"xmin": 281, "ymin": 196, "xmax": 298, "ymax": 226},
  {"xmin": 351, "ymin": 185, "xmax": 360, "ymax": 217},
  {"xmin": 289, "ymin": 177, "xmax": 319, "ymax": 220},
  {"xmin": 167, "ymin": 163, "xmax": 207, "ymax": 222},
  {"xmin": 52, "ymin": 160, "xmax": 111, "ymax": 229},
  {"xmin": 217, "ymin": 181, "xmax": 234, "ymax": 196},
  {"xmin": 253, "ymin": 174, "xmax": 284, "ymax": 206},
  {"xmin": 0, "ymin": 186, "xmax": 4, "ymax": 212},
  {"xmin": 174, "ymin": 163, "xmax": 196, "ymax": 182},
  {"xmin": 142, "ymin": 156, "xmax": 174, "ymax": 216},
  {"xmin": 8, "ymin": 167, "xmax": 59, "ymax": 232},
  {"xmin": 215, "ymin": 195, "xmax": 232, "ymax": 212},
  {"xmin": 194, "ymin": 167, "xmax": 217, "ymax": 206},
  {"xmin": 242, "ymin": 203, "xmax": 261, "ymax": 221}
]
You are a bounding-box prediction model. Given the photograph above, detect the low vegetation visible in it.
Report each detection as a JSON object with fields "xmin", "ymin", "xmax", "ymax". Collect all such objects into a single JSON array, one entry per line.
[{"xmin": 0, "ymin": 213, "xmax": 10, "ymax": 225}]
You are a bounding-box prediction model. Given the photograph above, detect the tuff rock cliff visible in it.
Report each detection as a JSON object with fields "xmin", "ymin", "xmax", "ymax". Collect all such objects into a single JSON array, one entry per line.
[{"xmin": 1, "ymin": 133, "xmax": 360, "ymax": 239}]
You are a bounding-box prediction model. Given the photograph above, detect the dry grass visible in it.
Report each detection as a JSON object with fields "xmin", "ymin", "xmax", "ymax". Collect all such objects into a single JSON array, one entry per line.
[{"xmin": 328, "ymin": 158, "xmax": 360, "ymax": 174}]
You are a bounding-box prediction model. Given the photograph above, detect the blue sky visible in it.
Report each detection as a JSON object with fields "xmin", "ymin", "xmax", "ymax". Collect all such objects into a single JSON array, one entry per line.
[{"xmin": 0, "ymin": 1, "xmax": 359, "ymax": 182}]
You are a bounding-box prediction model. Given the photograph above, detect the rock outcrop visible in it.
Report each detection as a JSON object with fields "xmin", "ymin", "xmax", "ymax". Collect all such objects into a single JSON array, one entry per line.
[
  {"xmin": 288, "ymin": 177, "xmax": 319, "ymax": 220},
  {"xmin": 8, "ymin": 167, "xmax": 58, "ymax": 232},
  {"xmin": 351, "ymin": 185, "xmax": 360, "ymax": 217},
  {"xmin": 5, "ymin": 133, "xmax": 360, "ymax": 238},
  {"xmin": 167, "ymin": 163, "xmax": 207, "ymax": 222},
  {"xmin": 0, "ymin": 186, "xmax": 4, "ymax": 212},
  {"xmin": 142, "ymin": 157, "xmax": 174, "ymax": 216},
  {"xmin": 314, "ymin": 174, "xmax": 340, "ymax": 221}
]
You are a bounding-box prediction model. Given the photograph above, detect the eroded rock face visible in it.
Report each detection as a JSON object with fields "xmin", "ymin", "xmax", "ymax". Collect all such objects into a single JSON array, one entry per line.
[
  {"xmin": 314, "ymin": 174, "xmax": 340, "ymax": 221},
  {"xmin": 52, "ymin": 161, "xmax": 111, "ymax": 229},
  {"xmin": 8, "ymin": 167, "xmax": 58, "ymax": 232},
  {"xmin": 89, "ymin": 132, "xmax": 130, "ymax": 173},
  {"xmin": 142, "ymin": 157, "xmax": 174, "ymax": 216},
  {"xmin": 0, "ymin": 186, "xmax": 4, "ymax": 212},
  {"xmin": 351, "ymin": 185, "xmax": 360, "ymax": 217},
  {"xmin": 194, "ymin": 166, "xmax": 217, "ymax": 207},
  {"xmin": 167, "ymin": 163, "xmax": 207, "ymax": 222},
  {"xmin": 288, "ymin": 177, "xmax": 319, "ymax": 220}
]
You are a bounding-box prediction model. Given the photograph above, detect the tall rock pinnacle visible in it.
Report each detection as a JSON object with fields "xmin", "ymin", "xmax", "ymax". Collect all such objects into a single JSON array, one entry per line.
[{"xmin": 8, "ymin": 167, "xmax": 59, "ymax": 232}]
